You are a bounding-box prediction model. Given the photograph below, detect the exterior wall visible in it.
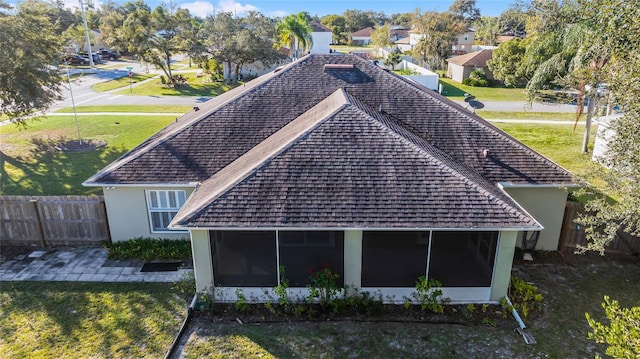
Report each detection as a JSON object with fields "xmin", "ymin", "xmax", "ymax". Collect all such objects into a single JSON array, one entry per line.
[
  {"xmin": 447, "ymin": 63, "xmax": 466, "ymax": 83},
  {"xmin": 490, "ymin": 231, "xmax": 517, "ymax": 301},
  {"xmin": 102, "ymin": 186, "xmax": 194, "ymax": 242},
  {"xmin": 343, "ymin": 230, "xmax": 363, "ymax": 293},
  {"xmin": 400, "ymin": 60, "xmax": 439, "ymax": 90},
  {"xmin": 311, "ymin": 32, "xmax": 332, "ymax": 54},
  {"xmin": 191, "ymin": 230, "xmax": 213, "ymax": 292},
  {"xmin": 351, "ymin": 36, "xmax": 371, "ymax": 45},
  {"xmin": 503, "ymin": 186, "xmax": 569, "ymax": 250}
]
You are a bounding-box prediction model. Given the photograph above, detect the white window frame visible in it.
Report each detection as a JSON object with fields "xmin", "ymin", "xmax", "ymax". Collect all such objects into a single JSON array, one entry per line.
[{"xmin": 146, "ymin": 190, "xmax": 187, "ymax": 233}]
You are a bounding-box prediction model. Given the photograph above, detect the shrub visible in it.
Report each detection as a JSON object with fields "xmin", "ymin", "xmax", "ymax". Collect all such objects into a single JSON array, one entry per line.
[
  {"xmin": 507, "ymin": 276, "xmax": 544, "ymax": 319},
  {"xmin": 102, "ymin": 237, "xmax": 191, "ymax": 261},
  {"xmin": 463, "ymin": 69, "xmax": 490, "ymax": 87},
  {"xmin": 410, "ymin": 276, "xmax": 448, "ymax": 313},
  {"xmin": 586, "ymin": 296, "xmax": 640, "ymax": 358},
  {"xmin": 306, "ymin": 264, "xmax": 342, "ymax": 308}
]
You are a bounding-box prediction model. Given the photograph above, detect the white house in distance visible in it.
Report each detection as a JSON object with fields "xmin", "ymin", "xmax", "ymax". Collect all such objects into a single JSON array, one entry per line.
[
  {"xmin": 309, "ymin": 20, "xmax": 332, "ymax": 54},
  {"xmin": 351, "ymin": 27, "xmax": 374, "ymax": 45},
  {"xmin": 85, "ymin": 54, "xmax": 574, "ymax": 304}
]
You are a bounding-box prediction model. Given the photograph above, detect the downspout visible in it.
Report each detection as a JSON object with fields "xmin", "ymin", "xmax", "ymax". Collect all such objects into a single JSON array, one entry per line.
[
  {"xmin": 164, "ymin": 293, "xmax": 198, "ymax": 359},
  {"xmin": 506, "ymin": 296, "xmax": 536, "ymax": 344}
]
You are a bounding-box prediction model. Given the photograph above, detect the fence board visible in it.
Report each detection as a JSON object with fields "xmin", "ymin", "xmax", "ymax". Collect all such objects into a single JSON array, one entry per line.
[{"xmin": 0, "ymin": 195, "xmax": 110, "ymax": 245}]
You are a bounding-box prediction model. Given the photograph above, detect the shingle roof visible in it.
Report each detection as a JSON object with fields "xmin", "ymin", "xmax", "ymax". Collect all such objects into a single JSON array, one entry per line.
[
  {"xmin": 85, "ymin": 54, "xmax": 574, "ymax": 229},
  {"xmin": 447, "ymin": 49, "xmax": 493, "ymax": 67},
  {"xmin": 351, "ymin": 27, "xmax": 374, "ymax": 37},
  {"xmin": 309, "ymin": 20, "xmax": 332, "ymax": 33}
]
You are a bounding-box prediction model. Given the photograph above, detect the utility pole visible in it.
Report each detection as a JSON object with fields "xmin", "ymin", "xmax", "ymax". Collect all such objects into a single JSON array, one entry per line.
[{"xmin": 78, "ymin": 0, "xmax": 94, "ymax": 67}]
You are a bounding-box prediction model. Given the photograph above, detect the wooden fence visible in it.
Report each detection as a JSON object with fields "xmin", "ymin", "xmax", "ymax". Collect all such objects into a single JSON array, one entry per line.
[
  {"xmin": 0, "ymin": 195, "xmax": 110, "ymax": 246},
  {"xmin": 558, "ymin": 201, "xmax": 640, "ymax": 254}
]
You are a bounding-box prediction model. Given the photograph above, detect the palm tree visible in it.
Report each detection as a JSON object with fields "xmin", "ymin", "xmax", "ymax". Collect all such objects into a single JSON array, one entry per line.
[{"xmin": 277, "ymin": 12, "xmax": 313, "ymax": 60}]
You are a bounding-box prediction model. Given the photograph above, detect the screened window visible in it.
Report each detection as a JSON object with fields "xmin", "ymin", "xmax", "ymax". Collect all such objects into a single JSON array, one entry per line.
[
  {"xmin": 361, "ymin": 231, "xmax": 429, "ymax": 287},
  {"xmin": 428, "ymin": 231, "xmax": 498, "ymax": 287},
  {"xmin": 278, "ymin": 231, "xmax": 344, "ymax": 287},
  {"xmin": 146, "ymin": 190, "xmax": 186, "ymax": 232},
  {"xmin": 210, "ymin": 231, "xmax": 277, "ymax": 287}
]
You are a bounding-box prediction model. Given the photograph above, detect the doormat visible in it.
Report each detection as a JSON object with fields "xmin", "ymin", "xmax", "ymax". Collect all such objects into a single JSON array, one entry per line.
[{"xmin": 140, "ymin": 261, "xmax": 181, "ymax": 272}]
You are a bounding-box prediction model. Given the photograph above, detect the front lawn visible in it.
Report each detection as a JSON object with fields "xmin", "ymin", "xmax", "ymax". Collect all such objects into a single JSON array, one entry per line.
[
  {"xmin": 91, "ymin": 73, "xmax": 156, "ymax": 92},
  {"xmin": 479, "ymin": 111, "xmax": 584, "ymax": 122},
  {"xmin": 55, "ymin": 105, "xmax": 193, "ymax": 114},
  {"xmin": 439, "ymin": 77, "xmax": 528, "ymax": 101},
  {"xmin": 0, "ymin": 282, "xmax": 187, "ymax": 359},
  {"xmin": 110, "ymin": 71, "xmax": 238, "ymax": 97},
  {"xmin": 0, "ymin": 114, "xmax": 177, "ymax": 195}
]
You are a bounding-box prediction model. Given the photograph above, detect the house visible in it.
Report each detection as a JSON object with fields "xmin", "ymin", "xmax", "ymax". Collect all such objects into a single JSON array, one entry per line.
[
  {"xmin": 406, "ymin": 29, "xmax": 475, "ymax": 54},
  {"xmin": 84, "ymin": 54, "xmax": 574, "ymax": 304},
  {"xmin": 350, "ymin": 27, "xmax": 374, "ymax": 45},
  {"xmin": 446, "ymin": 49, "xmax": 494, "ymax": 83},
  {"xmin": 309, "ymin": 20, "xmax": 332, "ymax": 54}
]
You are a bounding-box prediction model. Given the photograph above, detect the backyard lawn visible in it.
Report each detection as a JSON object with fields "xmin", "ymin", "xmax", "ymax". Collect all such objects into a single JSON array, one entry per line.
[
  {"xmin": 0, "ymin": 114, "xmax": 177, "ymax": 195},
  {"xmin": 0, "ymin": 282, "xmax": 188, "ymax": 359}
]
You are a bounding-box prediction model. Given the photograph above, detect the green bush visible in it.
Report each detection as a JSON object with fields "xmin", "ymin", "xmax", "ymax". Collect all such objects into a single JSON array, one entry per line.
[
  {"xmin": 507, "ymin": 276, "xmax": 544, "ymax": 319},
  {"xmin": 102, "ymin": 237, "xmax": 191, "ymax": 261},
  {"xmin": 463, "ymin": 69, "xmax": 490, "ymax": 87}
]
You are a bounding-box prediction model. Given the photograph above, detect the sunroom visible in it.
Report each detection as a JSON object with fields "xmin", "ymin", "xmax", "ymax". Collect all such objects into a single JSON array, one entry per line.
[{"xmin": 187, "ymin": 228, "xmax": 519, "ymax": 304}]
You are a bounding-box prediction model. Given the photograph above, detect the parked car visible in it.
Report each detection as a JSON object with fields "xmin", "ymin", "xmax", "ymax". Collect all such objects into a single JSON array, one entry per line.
[
  {"xmin": 62, "ymin": 54, "xmax": 89, "ymax": 65},
  {"xmin": 80, "ymin": 52, "xmax": 101, "ymax": 64},
  {"xmin": 99, "ymin": 49, "xmax": 121, "ymax": 60}
]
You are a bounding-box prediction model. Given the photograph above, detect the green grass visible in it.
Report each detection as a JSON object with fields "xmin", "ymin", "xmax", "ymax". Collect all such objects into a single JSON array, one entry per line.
[
  {"xmin": 109, "ymin": 72, "xmax": 238, "ymax": 97},
  {"xmin": 479, "ymin": 111, "xmax": 585, "ymax": 121},
  {"xmin": 92, "ymin": 74, "xmax": 156, "ymax": 92},
  {"xmin": 495, "ymin": 122, "xmax": 599, "ymax": 181},
  {"xmin": 0, "ymin": 114, "xmax": 176, "ymax": 195},
  {"xmin": 0, "ymin": 282, "xmax": 187, "ymax": 359},
  {"xmin": 439, "ymin": 77, "xmax": 528, "ymax": 101},
  {"xmin": 54, "ymin": 105, "xmax": 193, "ymax": 113}
]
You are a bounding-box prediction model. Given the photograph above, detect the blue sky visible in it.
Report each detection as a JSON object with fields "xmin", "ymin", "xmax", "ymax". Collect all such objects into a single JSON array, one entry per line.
[{"xmin": 55, "ymin": 0, "xmax": 514, "ymax": 19}]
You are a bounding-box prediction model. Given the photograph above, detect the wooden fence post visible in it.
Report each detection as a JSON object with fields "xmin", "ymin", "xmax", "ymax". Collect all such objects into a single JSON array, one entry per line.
[{"xmin": 30, "ymin": 199, "xmax": 47, "ymax": 247}]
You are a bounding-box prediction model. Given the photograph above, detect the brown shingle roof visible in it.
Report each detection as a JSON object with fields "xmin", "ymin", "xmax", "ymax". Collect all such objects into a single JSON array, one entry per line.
[
  {"xmin": 309, "ymin": 20, "xmax": 332, "ymax": 33},
  {"xmin": 85, "ymin": 54, "xmax": 574, "ymax": 229},
  {"xmin": 351, "ymin": 27, "xmax": 374, "ymax": 37},
  {"xmin": 447, "ymin": 49, "xmax": 494, "ymax": 67}
]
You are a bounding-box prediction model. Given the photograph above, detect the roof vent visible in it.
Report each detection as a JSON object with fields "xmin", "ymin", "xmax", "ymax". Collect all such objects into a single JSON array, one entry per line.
[
  {"xmin": 482, "ymin": 149, "xmax": 490, "ymax": 158},
  {"xmin": 324, "ymin": 64, "xmax": 354, "ymax": 71}
]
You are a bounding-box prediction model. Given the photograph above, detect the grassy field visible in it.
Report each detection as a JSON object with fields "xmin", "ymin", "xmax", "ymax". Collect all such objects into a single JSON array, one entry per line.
[
  {"xmin": 0, "ymin": 282, "xmax": 187, "ymax": 359},
  {"xmin": 479, "ymin": 111, "xmax": 584, "ymax": 122},
  {"xmin": 177, "ymin": 253, "xmax": 637, "ymax": 358},
  {"xmin": 54, "ymin": 105, "xmax": 194, "ymax": 113},
  {"xmin": 440, "ymin": 77, "xmax": 528, "ymax": 101},
  {"xmin": 91, "ymin": 73, "xmax": 156, "ymax": 92},
  {"xmin": 105, "ymin": 71, "xmax": 237, "ymax": 97},
  {"xmin": 0, "ymin": 114, "xmax": 177, "ymax": 195}
]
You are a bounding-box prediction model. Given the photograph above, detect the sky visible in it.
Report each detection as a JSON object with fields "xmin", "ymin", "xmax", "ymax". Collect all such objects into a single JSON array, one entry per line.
[{"xmin": 55, "ymin": 0, "xmax": 515, "ymax": 19}]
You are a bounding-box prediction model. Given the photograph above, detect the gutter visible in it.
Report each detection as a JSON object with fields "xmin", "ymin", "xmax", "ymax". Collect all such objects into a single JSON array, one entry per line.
[
  {"xmin": 164, "ymin": 293, "xmax": 198, "ymax": 359},
  {"xmin": 505, "ymin": 296, "xmax": 536, "ymax": 345}
]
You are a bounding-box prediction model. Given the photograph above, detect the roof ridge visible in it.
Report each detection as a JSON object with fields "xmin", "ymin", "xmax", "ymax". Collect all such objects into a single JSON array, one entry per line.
[
  {"xmin": 345, "ymin": 96, "xmax": 539, "ymax": 226},
  {"xmin": 84, "ymin": 57, "xmax": 310, "ymax": 185},
  {"xmin": 170, "ymin": 88, "xmax": 351, "ymax": 227}
]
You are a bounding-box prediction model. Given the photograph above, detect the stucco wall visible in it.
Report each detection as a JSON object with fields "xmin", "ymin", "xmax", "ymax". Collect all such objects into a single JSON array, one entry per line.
[
  {"xmin": 191, "ymin": 230, "xmax": 213, "ymax": 292},
  {"xmin": 311, "ymin": 32, "xmax": 332, "ymax": 54},
  {"xmin": 102, "ymin": 186, "xmax": 194, "ymax": 242},
  {"xmin": 490, "ymin": 231, "xmax": 517, "ymax": 301},
  {"xmin": 447, "ymin": 63, "xmax": 466, "ymax": 83},
  {"xmin": 503, "ymin": 186, "xmax": 569, "ymax": 250}
]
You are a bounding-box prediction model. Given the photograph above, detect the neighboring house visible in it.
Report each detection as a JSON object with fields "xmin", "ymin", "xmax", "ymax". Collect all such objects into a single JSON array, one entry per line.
[
  {"xmin": 592, "ymin": 113, "xmax": 623, "ymax": 165},
  {"xmin": 452, "ymin": 30, "xmax": 475, "ymax": 54},
  {"xmin": 84, "ymin": 54, "xmax": 574, "ymax": 304},
  {"xmin": 309, "ymin": 20, "xmax": 332, "ymax": 54},
  {"xmin": 446, "ymin": 49, "xmax": 494, "ymax": 83},
  {"xmin": 394, "ymin": 36, "xmax": 412, "ymax": 52},
  {"xmin": 351, "ymin": 27, "xmax": 374, "ymax": 45}
]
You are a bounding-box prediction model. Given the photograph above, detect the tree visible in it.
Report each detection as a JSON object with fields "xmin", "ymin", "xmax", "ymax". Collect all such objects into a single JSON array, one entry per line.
[
  {"xmin": 474, "ymin": 16, "xmax": 500, "ymax": 46},
  {"xmin": 498, "ymin": 1, "xmax": 528, "ymax": 36},
  {"xmin": 384, "ymin": 51, "xmax": 402, "ymax": 70},
  {"xmin": 448, "ymin": 0, "xmax": 480, "ymax": 24},
  {"xmin": 370, "ymin": 24, "xmax": 393, "ymax": 49},
  {"xmin": 343, "ymin": 9, "xmax": 374, "ymax": 33},
  {"xmin": 321, "ymin": 14, "xmax": 347, "ymax": 44},
  {"xmin": 487, "ymin": 38, "xmax": 529, "ymax": 87},
  {"xmin": 574, "ymin": 0, "xmax": 640, "ymax": 253},
  {"xmin": 411, "ymin": 10, "xmax": 465, "ymax": 70},
  {"xmin": 0, "ymin": 0, "xmax": 66, "ymax": 127},
  {"xmin": 277, "ymin": 12, "xmax": 313, "ymax": 60},
  {"xmin": 586, "ymin": 296, "xmax": 640, "ymax": 357}
]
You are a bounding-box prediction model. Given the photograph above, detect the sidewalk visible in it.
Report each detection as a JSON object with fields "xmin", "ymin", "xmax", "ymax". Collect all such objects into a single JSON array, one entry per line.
[{"xmin": 0, "ymin": 247, "xmax": 192, "ymax": 283}]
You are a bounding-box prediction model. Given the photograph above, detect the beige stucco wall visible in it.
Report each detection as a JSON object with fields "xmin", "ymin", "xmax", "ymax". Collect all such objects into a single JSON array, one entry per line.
[
  {"xmin": 102, "ymin": 186, "xmax": 194, "ymax": 242},
  {"xmin": 490, "ymin": 231, "xmax": 517, "ymax": 301},
  {"xmin": 190, "ymin": 230, "xmax": 213, "ymax": 293},
  {"xmin": 343, "ymin": 230, "xmax": 363, "ymax": 293},
  {"xmin": 447, "ymin": 63, "xmax": 466, "ymax": 83},
  {"xmin": 503, "ymin": 186, "xmax": 569, "ymax": 251}
]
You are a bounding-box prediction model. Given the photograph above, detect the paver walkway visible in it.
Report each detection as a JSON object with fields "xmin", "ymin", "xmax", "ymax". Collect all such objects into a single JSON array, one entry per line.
[{"xmin": 0, "ymin": 247, "xmax": 192, "ymax": 282}]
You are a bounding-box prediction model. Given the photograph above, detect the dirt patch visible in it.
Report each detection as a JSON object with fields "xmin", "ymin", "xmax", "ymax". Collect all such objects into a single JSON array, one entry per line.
[
  {"xmin": 0, "ymin": 245, "xmax": 39, "ymax": 265},
  {"xmin": 54, "ymin": 139, "xmax": 106, "ymax": 152}
]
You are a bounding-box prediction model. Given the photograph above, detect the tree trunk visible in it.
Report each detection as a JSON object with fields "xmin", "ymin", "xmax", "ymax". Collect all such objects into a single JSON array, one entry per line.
[
  {"xmin": 582, "ymin": 96, "xmax": 596, "ymax": 154},
  {"xmin": 166, "ymin": 52, "xmax": 173, "ymax": 81}
]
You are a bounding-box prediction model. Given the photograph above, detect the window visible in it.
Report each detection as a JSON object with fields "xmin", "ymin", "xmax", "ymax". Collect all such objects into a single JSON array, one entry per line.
[
  {"xmin": 278, "ymin": 231, "xmax": 344, "ymax": 287},
  {"xmin": 210, "ymin": 231, "xmax": 277, "ymax": 287},
  {"xmin": 146, "ymin": 190, "xmax": 186, "ymax": 232}
]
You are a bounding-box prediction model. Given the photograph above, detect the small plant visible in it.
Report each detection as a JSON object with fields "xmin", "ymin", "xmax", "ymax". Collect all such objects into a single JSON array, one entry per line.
[
  {"xmin": 196, "ymin": 289, "xmax": 213, "ymax": 311},
  {"xmin": 234, "ymin": 288, "xmax": 250, "ymax": 313},
  {"xmin": 412, "ymin": 276, "xmax": 447, "ymax": 313},
  {"xmin": 274, "ymin": 266, "xmax": 290, "ymax": 306},
  {"xmin": 508, "ymin": 276, "xmax": 544, "ymax": 319},
  {"xmin": 306, "ymin": 264, "xmax": 342, "ymax": 308},
  {"xmin": 172, "ymin": 271, "xmax": 196, "ymax": 300}
]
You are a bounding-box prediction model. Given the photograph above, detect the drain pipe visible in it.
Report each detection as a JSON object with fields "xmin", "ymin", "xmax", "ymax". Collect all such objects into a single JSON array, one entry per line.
[
  {"xmin": 506, "ymin": 296, "xmax": 536, "ymax": 344},
  {"xmin": 164, "ymin": 293, "xmax": 198, "ymax": 359}
]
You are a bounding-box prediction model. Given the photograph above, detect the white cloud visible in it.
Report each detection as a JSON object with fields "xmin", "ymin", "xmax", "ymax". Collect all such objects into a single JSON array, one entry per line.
[
  {"xmin": 216, "ymin": 0, "xmax": 259, "ymax": 15},
  {"xmin": 180, "ymin": 1, "xmax": 215, "ymax": 18},
  {"xmin": 269, "ymin": 10, "xmax": 288, "ymax": 18}
]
